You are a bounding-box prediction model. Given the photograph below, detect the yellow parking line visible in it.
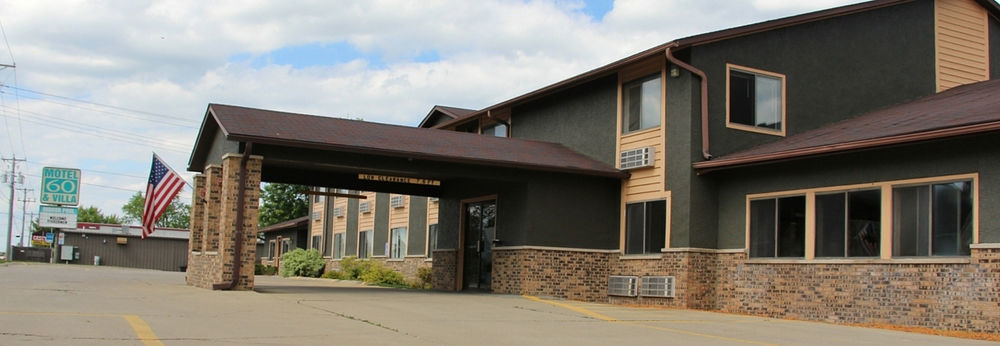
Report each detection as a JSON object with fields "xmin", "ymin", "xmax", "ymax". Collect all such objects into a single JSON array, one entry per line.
[
  {"xmin": 522, "ymin": 295, "xmax": 776, "ymax": 346},
  {"xmin": 1, "ymin": 311, "xmax": 163, "ymax": 345},
  {"xmin": 122, "ymin": 315, "xmax": 164, "ymax": 346}
]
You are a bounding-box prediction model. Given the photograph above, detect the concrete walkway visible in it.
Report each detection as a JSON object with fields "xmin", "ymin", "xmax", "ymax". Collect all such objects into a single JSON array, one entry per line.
[{"xmin": 0, "ymin": 262, "xmax": 992, "ymax": 345}]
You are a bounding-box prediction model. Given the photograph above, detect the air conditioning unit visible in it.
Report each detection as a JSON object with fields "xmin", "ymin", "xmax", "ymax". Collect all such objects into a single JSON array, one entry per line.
[
  {"xmin": 359, "ymin": 202, "xmax": 372, "ymax": 214},
  {"xmin": 620, "ymin": 146, "xmax": 654, "ymax": 170},
  {"xmin": 311, "ymin": 211, "xmax": 320, "ymax": 220},
  {"xmin": 333, "ymin": 207, "xmax": 345, "ymax": 218},
  {"xmin": 390, "ymin": 195, "xmax": 405, "ymax": 208},
  {"xmin": 640, "ymin": 276, "xmax": 675, "ymax": 298},
  {"xmin": 608, "ymin": 275, "xmax": 638, "ymax": 297}
]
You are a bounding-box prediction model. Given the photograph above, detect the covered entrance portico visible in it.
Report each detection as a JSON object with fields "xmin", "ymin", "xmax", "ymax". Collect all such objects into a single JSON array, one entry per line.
[{"xmin": 185, "ymin": 104, "xmax": 624, "ymax": 291}]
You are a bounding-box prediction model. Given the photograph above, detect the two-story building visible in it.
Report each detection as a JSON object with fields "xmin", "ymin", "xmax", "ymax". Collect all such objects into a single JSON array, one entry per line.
[{"xmin": 187, "ymin": 0, "xmax": 1000, "ymax": 333}]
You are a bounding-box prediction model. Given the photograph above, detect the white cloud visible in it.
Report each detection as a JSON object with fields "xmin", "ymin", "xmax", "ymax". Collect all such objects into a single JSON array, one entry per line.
[{"xmin": 0, "ymin": 0, "xmax": 865, "ymax": 246}]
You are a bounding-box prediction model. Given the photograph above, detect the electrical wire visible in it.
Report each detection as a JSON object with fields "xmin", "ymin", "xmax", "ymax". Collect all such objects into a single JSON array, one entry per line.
[
  {"xmin": 0, "ymin": 85, "xmax": 192, "ymax": 123},
  {"xmin": 25, "ymin": 160, "xmax": 146, "ymax": 179},
  {"xmin": 0, "ymin": 105, "xmax": 190, "ymax": 151},
  {"xmin": 0, "ymin": 111, "xmax": 189, "ymax": 154},
  {"xmin": 13, "ymin": 92, "xmax": 196, "ymax": 128}
]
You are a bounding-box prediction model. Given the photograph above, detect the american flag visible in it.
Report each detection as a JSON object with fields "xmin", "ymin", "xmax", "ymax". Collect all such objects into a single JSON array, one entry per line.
[{"xmin": 142, "ymin": 154, "xmax": 185, "ymax": 239}]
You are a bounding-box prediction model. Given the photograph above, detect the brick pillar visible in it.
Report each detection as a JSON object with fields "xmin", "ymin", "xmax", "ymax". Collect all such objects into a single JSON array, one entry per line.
[
  {"xmin": 202, "ymin": 165, "xmax": 223, "ymax": 253},
  {"xmin": 189, "ymin": 174, "xmax": 206, "ymax": 252},
  {"xmin": 218, "ymin": 154, "xmax": 262, "ymax": 290}
]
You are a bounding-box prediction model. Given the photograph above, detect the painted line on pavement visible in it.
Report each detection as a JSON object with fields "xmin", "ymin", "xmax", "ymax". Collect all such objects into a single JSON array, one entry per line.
[
  {"xmin": 522, "ymin": 295, "xmax": 776, "ymax": 346},
  {"xmin": 0, "ymin": 311, "xmax": 163, "ymax": 345}
]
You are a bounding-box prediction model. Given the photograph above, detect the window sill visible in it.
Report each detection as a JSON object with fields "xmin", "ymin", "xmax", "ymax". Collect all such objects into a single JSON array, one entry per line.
[
  {"xmin": 387, "ymin": 258, "xmax": 405, "ymax": 262},
  {"xmin": 621, "ymin": 127, "xmax": 660, "ymax": 138},
  {"xmin": 203, "ymin": 251, "xmax": 219, "ymax": 256},
  {"xmin": 744, "ymin": 257, "xmax": 971, "ymax": 265},
  {"xmin": 725, "ymin": 122, "xmax": 784, "ymax": 137},
  {"xmin": 424, "ymin": 258, "xmax": 433, "ymax": 262},
  {"xmin": 619, "ymin": 254, "xmax": 662, "ymax": 260}
]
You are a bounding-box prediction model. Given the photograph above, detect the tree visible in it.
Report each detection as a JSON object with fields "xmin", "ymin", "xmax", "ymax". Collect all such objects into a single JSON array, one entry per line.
[
  {"xmin": 259, "ymin": 183, "xmax": 308, "ymax": 227},
  {"xmin": 77, "ymin": 205, "xmax": 125, "ymax": 224},
  {"xmin": 121, "ymin": 192, "xmax": 190, "ymax": 229}
]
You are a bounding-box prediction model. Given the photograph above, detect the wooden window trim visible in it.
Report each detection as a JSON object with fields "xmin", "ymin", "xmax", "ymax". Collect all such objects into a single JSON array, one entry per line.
[{"xmin": 725, "ymin": 63, "xmax": 787, "ymax": 137}]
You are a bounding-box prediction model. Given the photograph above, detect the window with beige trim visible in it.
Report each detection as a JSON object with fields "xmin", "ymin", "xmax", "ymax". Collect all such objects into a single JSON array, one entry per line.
[
  {"xmin": 747, "ymin": 176, "xmax": 977, "ymax": 259},
  {"xmin": 727, "ymin": 64, "xmax": 785, "ymax": 135},
  {"xmin": 621, "ymin": 74, "xmax": 661, "ymax": 134}
]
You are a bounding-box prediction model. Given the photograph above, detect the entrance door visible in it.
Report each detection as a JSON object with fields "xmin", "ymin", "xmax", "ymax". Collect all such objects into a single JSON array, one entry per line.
[{"xmin": 463, "ymin": 199, "xmax": 496, "ymax": 290}]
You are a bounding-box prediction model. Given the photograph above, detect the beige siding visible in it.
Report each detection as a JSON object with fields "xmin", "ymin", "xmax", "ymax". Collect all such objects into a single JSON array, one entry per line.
[
  {"xmin": 620, "ymin": 129, "xmax": 665, "ymax": 202},
  {"xmin": 935, "ymin": 0, "xmax": 989, "ymax": 91},
  {"xmin": 310, "ymin": 197, "xmax": 324, "ymax": 238},
  {"xmin": 389, "ymin": 194, "xmax": 409, "ymax": 228},
  {"xmin": 427, "ymin": 198, "xmax": 439, "ymax": 226},
  {"xmin": 333, "ymin": 196, "xmax": 348, "ymax": 235},
  {"xmin": 358, "ymin": 192, "xmax": 376, "ymax": 231}
]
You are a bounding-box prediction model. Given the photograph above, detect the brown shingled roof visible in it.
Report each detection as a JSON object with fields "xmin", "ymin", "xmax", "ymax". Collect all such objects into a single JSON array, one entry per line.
[
  {"xmin": 418, "ymin": 105, "xmax": 476, "ymax": 128},
  {"xmin": 192, "ymin": 104, "xmax": 624, "ymax": 178},
  {"xmin": 259, "ymin": 216, "xmax": 310, "ymax": 233},
  {"xmin": 694, "ymin": 78, "xmax": 1000, "ymax": 173}
]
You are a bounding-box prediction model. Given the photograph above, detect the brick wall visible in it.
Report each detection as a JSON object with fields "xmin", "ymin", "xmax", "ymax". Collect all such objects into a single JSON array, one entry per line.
[
  {"xmin": 491, "ymin": 245, "xmax": 1000, "ymax": 334},
  {"xmin": 432, "ymin": 250, "xmax": 457, "ymax": 290}
]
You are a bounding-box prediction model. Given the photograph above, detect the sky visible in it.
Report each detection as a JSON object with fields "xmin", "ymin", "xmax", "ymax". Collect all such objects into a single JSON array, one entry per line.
[{"xmin": 0, "ymin": 0, "xmax": 860, "ymax": 249}]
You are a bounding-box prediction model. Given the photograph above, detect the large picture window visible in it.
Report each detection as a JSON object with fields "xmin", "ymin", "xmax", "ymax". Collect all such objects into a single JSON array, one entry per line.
[
  {"xmin": 624, "ymin": 200, "xmax": 666, "ymax": 255},
  {"xmin": 622, "ymin": 74, "xmax": 661, "ymax": 133},
  {"xmin": 728, "ymin": 65, "xmax": 784, "ymax": 134},
  {"xmin": 815, "ymin": 190, "xmax": 881, "ymax": 257},
  {"xmin": 390, "ymin": 227, "xmax": 407, "ymax": 259},
  {"xmin": 893, "ymin": 181, "xmax": 973, "ymax": 256},
  {"xmin": 749, "ymin": 196, "xmax": 805, "ymax": 258}
]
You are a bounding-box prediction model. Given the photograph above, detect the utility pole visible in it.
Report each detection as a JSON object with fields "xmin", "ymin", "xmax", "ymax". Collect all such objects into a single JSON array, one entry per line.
[
  {"xmin": 18, "ymin": 187, "xmax": 34, "ymax": 249},
  {"xmin": 22, "ymin": 212, "xmax": 35, "ymax": 247},
  {"xmin": 3, "ymin": 156, "xmax": 26, "ymax": 259}
]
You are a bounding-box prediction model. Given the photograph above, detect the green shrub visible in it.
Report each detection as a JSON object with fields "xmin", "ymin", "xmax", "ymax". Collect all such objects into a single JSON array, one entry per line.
[
  {"xmin": 321, "ymin": 270, "xmax": 348, "ymax": 280},
  {"xmin": 279, "ymin": 248, "xmax": 325, "ymax": 278},
  {"xmin": 416, "ymin": 267, "xmax": 432, "ymax": 288},
  {"xmin": 254, "ymin": 263, "xmax": 278, "ymax": 275},
  {"xmin": 337, "ymin": 256, "xmax": 372, "ymax": 280},
  {"xmin": 359, "ymin": 262, "xmax": 407, "ymax": 287}
]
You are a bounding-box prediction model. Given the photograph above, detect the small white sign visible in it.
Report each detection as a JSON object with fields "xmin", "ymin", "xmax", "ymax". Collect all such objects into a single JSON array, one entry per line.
[{"xmin": 39, "ymin": 205, "xmax": 78, "ymax": 228}]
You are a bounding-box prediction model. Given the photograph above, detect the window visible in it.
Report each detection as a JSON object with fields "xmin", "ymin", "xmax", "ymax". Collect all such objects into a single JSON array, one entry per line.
[
  {"xmin": 268, "ymin": 240, "xmax": 275, "ymax": 259},
  {"xmin": 482, "ymin": 123, "xmax": 508, "ymax": 137},
  {"xmin": 333, "ymin": 233, "xmax": 345, "ymax": 259},
  {"xmin": 358, "ymin": 230, "xmax": 373, "ymax": 258},
  {"xmin": 749, "ymin": 196, "xmax": 805, "ymax": 258},
  {"xmin": 390, "ymin": 227, "xmax": 407, "ymax": 259},
  {"xmin": 427, "ymin": 224, "xmax": 438, "ymax": 258},
  {"xmin": 621, "ymin": 74, "xmax": 661, "ymax": 133},
  {"xmin": 311, "ymin": 235, "xmax": 321, "ymax": 252},
  {"xmin": 624, "ymin": 200, "xmax": 666, "ymax": 255},
  {"xmin": 728, "ymin": 65, "xmax": 784, "ymax": 133},
  {"xmin": 456, "ymin": 120, "xmax": 479, "ymax": 133},
  {"xmin": 893, "ymin": 181, "xmax": 973, "ymax": 256},
  {"xmin": 815, "ymin": 190, "xmax": 881, "ymax": 257},
  {"xmin": 282, "ymin": 239, "xmax": 291, "ymax": 254},
  {"xmin": 314, "ymin": 188, "xmax": 324, "ymax": 203}
]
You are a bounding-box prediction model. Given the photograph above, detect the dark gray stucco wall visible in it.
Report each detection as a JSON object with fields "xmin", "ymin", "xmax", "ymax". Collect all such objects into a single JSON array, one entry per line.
[
  {"xmin": 374, "ymin": 193, "xmax": 389, "ymax": 256},
  {"xmin": 664, "ymin": 70, "xmax": 718, "ymax": 248},
  {"xmin": 991, "ymin": 15, "xmax": 1000, "ymax": 79},
  {"xmin": 511, "ymin": 75, "xmax": 619, "ymax": 165},
  {"xmin": 436, "ymin": 170, "xmax": 620, "ymax": 251},
  {"xmin": 408, "ymin": 196, "xmax": 428, "ymax": 255},
  {"xmin": 712, "ymin": 133, "xmax": 1000, "ymax": 249},
  {"xmin": 346, "ymin": 198, "xmax": 359, "ymax": 256},
  {"xmin": 691, "ymin": 0, "xmax": 937, "ymax": 158},
  {"xmin": 202, "ymin": 131, "xmax": 239, "ymax": 168}
]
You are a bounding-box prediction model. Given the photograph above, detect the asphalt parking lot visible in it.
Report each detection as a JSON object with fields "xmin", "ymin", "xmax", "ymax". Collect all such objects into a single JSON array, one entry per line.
[{"xmin": 0, "ymin": 262, "xmax": 992, "ymax": 345}]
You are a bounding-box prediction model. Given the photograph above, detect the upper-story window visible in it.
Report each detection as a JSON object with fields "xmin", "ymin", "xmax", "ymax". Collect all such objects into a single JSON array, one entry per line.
[
  {"xmin": 727, "ymin": 64, "xmax": 785, "ymax": 135},
  {"xmin": 482, "ymin": 123, "xmax": 508, "ymax": 137},
  {"xmin": 622, "ymin": 74, "xmax": 661, "ymax": 134},
  {"xmin": 456, "ymin": 120, "xmax": 479, "ymax": 133}
]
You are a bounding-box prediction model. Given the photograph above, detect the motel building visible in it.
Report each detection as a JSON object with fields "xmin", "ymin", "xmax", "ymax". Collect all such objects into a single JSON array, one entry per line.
[{"xmin": 184, "ymin": 0, "xmax": 1000, "ymax": 334}]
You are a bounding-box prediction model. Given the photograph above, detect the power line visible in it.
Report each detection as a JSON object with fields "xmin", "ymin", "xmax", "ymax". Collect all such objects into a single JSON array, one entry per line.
[
  {"xmin": 13, "ymin": 92, "xmax": 196, "ymax": 128},
  {"xmin": 0, "ymin": 85, "xmax": 192, "ymax": 123},
  {"xmin": 25, "ymin": 160, "xmax": 146, "ymax": 179},
  {"xmin": 0, "ymin": 111, "xmax": 189, "ymax": 154},
  {"xmin": 0, "ymin": 105, "xmax": 191, "ymax": 151}
]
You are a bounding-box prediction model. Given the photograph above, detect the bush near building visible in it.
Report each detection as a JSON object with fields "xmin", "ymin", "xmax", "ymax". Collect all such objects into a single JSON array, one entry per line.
[{"xmin": 279, "ymin": 249, "xmax": 324, "ymax": 277}]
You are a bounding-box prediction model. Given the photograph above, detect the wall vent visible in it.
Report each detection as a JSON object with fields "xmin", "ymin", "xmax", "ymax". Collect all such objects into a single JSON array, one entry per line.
[
  {"xmin": 608, "ymin": 275, "xmax": 638, "ymax": 297},
  {"xmin": 333, "ymin": 207, "xmax": 345, "ymax": 218},
  {"xmin": 390, "ymin": 195, "xmax": 405, "ymax": 208},
  {"xmin": 639, "ymin": 276, "xmax": 675, "ymax": 298},
  {"xmin": 620, "ymin": 146, "xmax": 654, "ymax": 170},
  {"xmin": 359, "ymin": 201, "xmax": 372, "ymax": 214}
]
